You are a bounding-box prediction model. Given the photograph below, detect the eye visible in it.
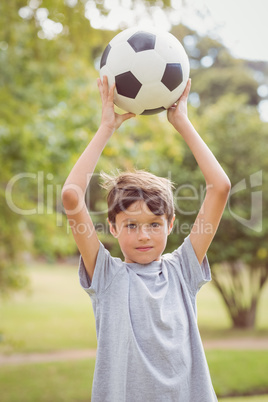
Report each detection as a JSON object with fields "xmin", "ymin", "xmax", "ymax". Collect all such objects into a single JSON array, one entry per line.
[
  {"xmin": 126, "ymin": 223, "xmax": 137, "ymax": 229},
  {"xmin": 151, "ymin": 222, "xmax": 160, "ymax": 228}
]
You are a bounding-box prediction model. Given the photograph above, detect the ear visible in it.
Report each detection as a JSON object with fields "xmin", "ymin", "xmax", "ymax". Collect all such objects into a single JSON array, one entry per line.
[
  {"xmin": 108, "ymin": 218, "xmax": 118, "ymax": 238},
  {"xmin": 168, "ymin": 215, "xmax": 176, "ymax": 235}
]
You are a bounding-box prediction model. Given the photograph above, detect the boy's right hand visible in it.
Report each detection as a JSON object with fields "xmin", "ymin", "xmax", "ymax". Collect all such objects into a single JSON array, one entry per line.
[
  {"xmin": 167, "ymin": 79, "xmax": 191, "ymax": 133},
  {"xmin": 97, "ymin": 76, "xmax": 136, "ymax": 132}
]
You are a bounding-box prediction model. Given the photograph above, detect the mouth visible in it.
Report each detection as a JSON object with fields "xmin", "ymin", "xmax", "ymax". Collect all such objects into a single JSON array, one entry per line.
[{"xmin": 136, "ymin": 246, "xmax": 153, "ymax": 252}]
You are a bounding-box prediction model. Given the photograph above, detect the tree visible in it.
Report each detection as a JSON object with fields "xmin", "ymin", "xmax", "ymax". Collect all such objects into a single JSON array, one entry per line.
[
  {"xmin": 200, "ymin": 95, "xmax": 268, "ymax": 328},
  {"xmin": 165, "ymin": 93, "xmax": 268, "ymax": 328},
  {"xmin": 171, "ymin": 25, "xmax": 260, "ymax": 108},
  {"xmin": 167, "ymin": 24, "xmax": 268, "ymax": 329},
  {"xmin": 0, "ymin": 0, "xmax": 113, "ymax": 294},
  {"xmin": 1, "ymin": 0, "xmax": 175, "ymax": 294}
]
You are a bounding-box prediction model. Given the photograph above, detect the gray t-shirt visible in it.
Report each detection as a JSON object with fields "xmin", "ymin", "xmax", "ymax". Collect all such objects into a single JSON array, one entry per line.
[{"xmin": 79, "ymin": 235, "xmax": 217, "ymax": 402}]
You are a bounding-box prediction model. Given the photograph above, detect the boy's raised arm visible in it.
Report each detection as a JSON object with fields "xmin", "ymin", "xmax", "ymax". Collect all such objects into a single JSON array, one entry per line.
[
  {"xmin": 168, "ymin": 80, "xmax": 231, "ymax": 264},
  {"xmin": 61, "ymin": 77, "xmax": 135, "ymax": 280}
]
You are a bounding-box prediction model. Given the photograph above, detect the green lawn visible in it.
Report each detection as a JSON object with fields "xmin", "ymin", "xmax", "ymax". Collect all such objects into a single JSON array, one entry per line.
[
  {"xmin": 220, "ymin": 397, "xmax": 268, "ymax": 402},
  {"xmin": 0, "ymin": 352, "xmax": 268, "ymax": 401},
  {"xmin": 1, "ymin": 261, "xmax": 267, "ymax": 354},
  {"xmin": 207, "ymin": 350, "xmax": 268, "ymax": 397},
  {"xmin": 0, "ymin": 262, "xmax": 97, "ymax": 353},
  {"xmin": 0, "ymin": 359, "xmax": 94, "ymax": 402}
]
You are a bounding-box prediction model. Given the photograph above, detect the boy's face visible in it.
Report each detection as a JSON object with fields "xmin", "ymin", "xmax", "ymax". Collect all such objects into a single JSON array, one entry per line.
[{"xmin": 109, "ymin": 200, "xmax": 174, "ymax": 264}]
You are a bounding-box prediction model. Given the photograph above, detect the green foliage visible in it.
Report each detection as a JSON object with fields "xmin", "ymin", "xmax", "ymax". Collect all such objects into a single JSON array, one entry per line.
[
  {"xmin": 0, "ymin": 0, "xmax": 108, "ymax": 293},
  {"xmin": 192, "ymin": 66, "xmax": 260, "ymax": 107},
  {"xmin": 198, "ymin": 95, "xmax": 268, "ymax": 267},
  {"xmin": 172, "ymin": 25, "xmax": 260, "ymax": 107}
]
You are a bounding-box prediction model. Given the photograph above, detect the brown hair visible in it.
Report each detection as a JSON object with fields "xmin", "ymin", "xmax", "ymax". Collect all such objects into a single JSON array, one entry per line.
[{"xmin": 101, "ymin": 170, "xmax": 174, "ymax": 226}]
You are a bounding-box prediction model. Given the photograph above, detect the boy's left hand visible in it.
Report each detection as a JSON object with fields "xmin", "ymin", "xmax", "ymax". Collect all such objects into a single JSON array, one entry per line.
[
  {"xmin": 167, "ymin": 79, "xmax": 191, "ymax": 132},
  {"xmin": 97, "ymin": 76, "xmax": 135, "ymax": 132}
]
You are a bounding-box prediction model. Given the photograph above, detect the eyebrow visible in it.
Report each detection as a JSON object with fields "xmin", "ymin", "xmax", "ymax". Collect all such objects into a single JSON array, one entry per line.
[{"xmin": 121, "ymin": 216, "xmax": 165, "ymax": 223}]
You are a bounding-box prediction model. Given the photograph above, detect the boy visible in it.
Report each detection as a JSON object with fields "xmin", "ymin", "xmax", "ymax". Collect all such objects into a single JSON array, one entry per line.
[{"xmin": 62, "ymin": 76, "xmax": 231, "ymax": 401}]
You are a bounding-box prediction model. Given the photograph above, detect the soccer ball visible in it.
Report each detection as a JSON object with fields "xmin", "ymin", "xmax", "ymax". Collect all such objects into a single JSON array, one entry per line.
[{"xmin": 99, "ymin": 27, "xmax": 190, "ymax": 115}]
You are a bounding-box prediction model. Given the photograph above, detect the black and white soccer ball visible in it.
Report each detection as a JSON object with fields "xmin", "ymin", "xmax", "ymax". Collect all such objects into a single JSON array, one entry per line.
[{"xmin": 100, "ymin": 27, "xmax": 190, "ymax": 115}]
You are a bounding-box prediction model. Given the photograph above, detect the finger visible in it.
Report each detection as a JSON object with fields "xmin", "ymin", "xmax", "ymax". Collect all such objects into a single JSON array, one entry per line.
[
  {"xmin": 97, "ymin": 78, "xmax": 105, "ymax": 102},
  {"xmin": 114, "ymin": 112, "xmax": 135, "ymax": 130},
  {"xmin": 102, "ymin": 75, "xmax": 109, "ymax": 99},
  {"xmin": 108, "ymin": 83, "xmax": 116, "ymax": 102},
  {"xmin": 97, "ymin": 77, "xmax": 102, "ymax": 93},
  {"xmin": 181, "ymin": 78, "xmax": 191, "ymax": 99},
  {"xmin": 119, "ymin": 112, "xmax": 136, "ymax": 123},
  {"xmin": 173, "ymin": 79, "xmax": 191, "ymax": 107}
]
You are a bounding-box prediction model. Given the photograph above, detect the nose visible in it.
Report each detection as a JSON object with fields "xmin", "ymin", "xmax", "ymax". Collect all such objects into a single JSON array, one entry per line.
[{"xmin": 137, "ymin": 225, "xmax": 150, "ymax": 241}]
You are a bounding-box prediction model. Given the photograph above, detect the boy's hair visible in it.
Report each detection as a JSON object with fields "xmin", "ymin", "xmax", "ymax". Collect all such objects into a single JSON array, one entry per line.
[{"xmin": 101, "ymin": 170, "xmax": 174, "ymax": 226}]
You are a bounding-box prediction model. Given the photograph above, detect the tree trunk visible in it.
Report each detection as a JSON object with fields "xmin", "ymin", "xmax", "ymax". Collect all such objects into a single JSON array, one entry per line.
[
  {"xmin": 231, "ymin": 302, "xmax": 257, "ymax": 329},
  {"xmin": 212, "ymin": 262, "xmax": 268, "ymax": 330}
]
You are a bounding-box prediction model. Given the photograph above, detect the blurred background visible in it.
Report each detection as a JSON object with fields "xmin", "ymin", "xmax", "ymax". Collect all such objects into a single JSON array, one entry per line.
[{"xmin": 0, "ymin": 0, "xmax": 268, "ymax": 400}]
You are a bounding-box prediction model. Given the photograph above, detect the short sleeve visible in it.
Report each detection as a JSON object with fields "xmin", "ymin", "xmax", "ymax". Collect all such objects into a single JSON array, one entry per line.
[
  {"xmin": 78, "ymin": 242, "xmax": 122, "ymax": 297},
  {"xmin": 171, "ymin": 235, "xmax": 211, "ymax": 295}
]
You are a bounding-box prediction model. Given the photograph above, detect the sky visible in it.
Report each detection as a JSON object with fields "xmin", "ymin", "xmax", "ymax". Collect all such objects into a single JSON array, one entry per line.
[
  {"xmin": 181, "ymin": 0, "xmax": 268, "ymax": 62},
  {"xmin": 22, "ymin": 0, "xmax": 268, "ymax": 61},
  {"xmin": 84, "ymin": 0, "xmax": 268, "ymax": 62}
]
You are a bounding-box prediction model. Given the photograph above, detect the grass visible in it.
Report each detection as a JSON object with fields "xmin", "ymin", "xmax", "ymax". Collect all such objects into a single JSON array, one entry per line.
[
  {"xmin": 220, "ymin": 397, "xmax": 268, "ymax": 402},
  {"xmin": 0, "ymin": 359, "xmax": 95, "ymax": 402},
  {"xmin": 0, "ymin": 352, "xmax": 268, "ymax": 401},
  {"xmin": 207, "ymin": 350, "xmax": 268, "ymax": 397},
  {"xmin": 1, "ymin": 261, "xmax": 267, "ymax": 354},
  {"xmin": 0, "ymin": 261, "xmax": 97, "ymax": 353}
]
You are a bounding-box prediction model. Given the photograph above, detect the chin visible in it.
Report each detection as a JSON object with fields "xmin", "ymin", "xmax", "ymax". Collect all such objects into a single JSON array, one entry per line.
[{"xmin": 136, "ymin": 255, "xmax": 160, "ymax": 265}]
